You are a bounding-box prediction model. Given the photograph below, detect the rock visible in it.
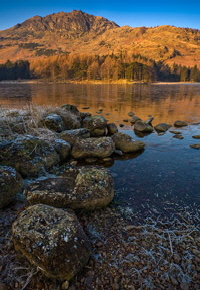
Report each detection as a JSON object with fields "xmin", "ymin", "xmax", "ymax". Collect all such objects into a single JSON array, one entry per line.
[
  {"xmin": 0, "ymin": 135, "xmax": 60, "ymax": 177},
  {"xmin": 72, "ymin": 137, "xmax": 115, "ymax": 159},
  {"xmin": 123, "ymin": 119, "xmax": 129, "ymax": 122},
  {"xmin": 61, "ymin": 104, "xmax": 80, "ymax": 115},
  {"xmin": 169, "ymin": 130, "xmax": 181, "ymax": 134},
  {"xmin": 39, "ymin": 113, "xmax": 65, "ymax": 132},
  {"xmin": 53, "ymin": 139, "xmax": 71, "ymax": 160},
  {"xmin": 129, "ymin": 116, "xmax": 141, "ymax": 124},
  {"xmin": 173, "ymin": 134, "xmax": 184, "ymax": 139},
  {"xmin": 154, "ymin": 123, "xmax": 172, "ymax": 132},
  {"xmin": 190, "ymin": 143, "xmax": 200, "ymax": 149},
  {"xmin": 12, "ymin": 204, "xmax": 91, "ymax": 281},
  {"xmin": 112, "ymin": 132, "xmax": 145, "ymax": 153},
  {"xmin": 24, "ymin": 167, "xmax": 114, "ymax": 210},
  {"xmin": 0, "ymin": 166, "xmax": 22, "ymax": 208},
  {"xmin": 107, "ymin": 123, "xmax": 118, "ymax": 135},
  {"xmin": 119, "ymin": 124, "xmax": 124, "ymax": 127},
  {"xmin": 56, "ymin": 109, "xmax": 81, "ymax": 129},
  {"xmin": 128, "ymin": 112, "xmax": 135, "ymax": 117},
  {"xmin": 60, "ymin": 129, "xmax": 90, "ymax": 146},
  {"xmin": 192, "ymin": 135, "xmax": 200, "ymax": 139},
  {"xmin": 174, "ymin": 120, "xmax": 188, "ymax": 127},
  {"xmin": 82, "ymin": 115, "xmax": 107, "ymax": 137},
  {"xmin": 134, "ymin": 120, "xmax": 154, "ymax": 133},
  {"xmin": 144, "ymin": 117, "xmax": 154, "ymax": 125},
  {"xmin": 82, "ymin": 106, "xmax": 90, "ymax": 109}
]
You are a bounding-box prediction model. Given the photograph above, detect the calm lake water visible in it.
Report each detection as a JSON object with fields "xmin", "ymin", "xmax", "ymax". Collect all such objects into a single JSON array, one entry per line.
[{"xmin": 0, "ymin": 82, "xmax": 200, "ymax": 221}]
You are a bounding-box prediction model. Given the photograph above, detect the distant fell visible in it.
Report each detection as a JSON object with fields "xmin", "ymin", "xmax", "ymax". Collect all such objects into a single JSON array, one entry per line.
[{"xmin": 0, "ymin": 10, "xmax": 200, "ymax": 68}]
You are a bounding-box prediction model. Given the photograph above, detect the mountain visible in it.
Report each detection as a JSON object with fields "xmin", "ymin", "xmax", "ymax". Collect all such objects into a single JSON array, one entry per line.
[{"xmin": 0, "ymin": 10, "xmax": 200, "ymax": 68}]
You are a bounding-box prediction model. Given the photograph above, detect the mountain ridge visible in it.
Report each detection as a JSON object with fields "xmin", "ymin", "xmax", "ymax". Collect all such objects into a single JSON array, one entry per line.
[{"xmin": 0, "ymin": 10, "xmax": 200, "ymax": 68}]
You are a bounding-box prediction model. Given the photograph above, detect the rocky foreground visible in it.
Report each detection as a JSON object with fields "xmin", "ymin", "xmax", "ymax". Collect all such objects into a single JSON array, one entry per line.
[{"xmin": 0, "ymin": 104, "xmax": 200, "ymax": 289}]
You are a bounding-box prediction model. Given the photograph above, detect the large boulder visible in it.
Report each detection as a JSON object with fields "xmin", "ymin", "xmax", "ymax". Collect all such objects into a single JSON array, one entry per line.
[
  {"xmin": 154, "ymin": 123, "xmax": 172, "ymax": 132},
  {"xmin": 112, "ymin": 132, "xmax": 145, "ymax": 153},
  {"xmin": 60, "ymin": 128, "xmax": 90, "ymax": 146},
  {"xmin": 82, "ymin": 115, "xmax": 107, "ymax": 137},
  {"xmin": 0, "ymin": 135, "xmax": 60, "ymax": 177},
  {"xmin": 0, "ymin": 166, "xmax": 23, "ymax": 208},
  {"xmin": 174, "ymin": 120, "xmax": 188, "ymax": 127},
  {"xmin": 39, "ymin": 114, "xmax": 65, "ymax": 132},
  {"xmin": 25, "ymin": 167, "xmax": 114, "ymax": 211},
  {"xmin": 134, "ymin": 120, "xmax": 154, "ymax": 133},
  {"xmin": 12, "ymin": 204, "xmax": 91, "ymax": 281},
  {"xmin": 72, "ymin": 137, "xmax": 115, "ymax": 159}
]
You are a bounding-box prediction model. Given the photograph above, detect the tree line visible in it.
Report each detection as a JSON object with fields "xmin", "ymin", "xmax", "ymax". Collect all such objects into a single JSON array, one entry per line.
[
  {"xmin": 1, "ymin": 54, "xmax": 200, "ymax": 82},
  {"xmin": 0, "ymin": 60, "xmax": 30, "ymax": 81}
]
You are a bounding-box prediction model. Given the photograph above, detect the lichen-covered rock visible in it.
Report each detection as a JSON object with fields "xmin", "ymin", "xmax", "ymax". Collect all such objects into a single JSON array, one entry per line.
[
  {"xmin": 112, "ymin": 132, "xmax": 145, "ymax": 153},
  {"xmin": 0, "ymin": 166, "xmax": 23, "ymax": 208},
  {"xmin": 134, "ymin": 120, "xmax": 154, "ymax": 133},
  {"xmin": 25, "ymin": 167, "xmax": 114, "ymax": 210},
  {"xmin": 60, "ymin": 128, "xmax": 90, "ymax": 146},
  {"xmin": 82, "ymin": 115, "xmax": 107, "ymax": 136},
  {"xmin": 174, "ymin": 120, "xmax": 188, "ymax": 127},
  {"xmin": 53, "ymin": 139, "xmax": 71, "ymax": 160},
  {"xmin": 154, "ymin": 123, "xmax": 172, "ymax": 132},
  {"xmin": 12, "ymin": 204, "xmax": 91, "ymax": 281},
  {"xmin": 129, "ymin": 116, "xmax": 141, "ymax": 124},
  {"xmin": 72, "ymin": 137, "xmax": 115, "ymax": 159},
  {"xmin": 107, "ymin": 123, "xmax": 118, "ymax": 135},
  {"xmin": 0, "ymin": 135, "xmax": 60, "ymax": 177},
  {"xmin": 39, "ymin": 114, "xmax": 65, "ymax": 132}
]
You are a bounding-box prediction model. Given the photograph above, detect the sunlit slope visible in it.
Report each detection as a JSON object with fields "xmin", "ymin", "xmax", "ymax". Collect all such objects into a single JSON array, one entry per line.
[{"xmin": 0, "ymin": 10, "xmax": 200, "ymax": 67}]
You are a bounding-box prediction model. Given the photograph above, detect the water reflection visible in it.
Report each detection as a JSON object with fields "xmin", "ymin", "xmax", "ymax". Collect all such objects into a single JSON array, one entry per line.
[{"xmin": 0, "ymin": 83, "xmax": 200, "ymax": 124}]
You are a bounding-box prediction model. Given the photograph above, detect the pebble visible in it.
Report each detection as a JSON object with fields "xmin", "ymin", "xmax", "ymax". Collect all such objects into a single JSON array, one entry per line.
[{"xmin": 61, "ymin": 281, "xmax": 69, "ymax": 290}]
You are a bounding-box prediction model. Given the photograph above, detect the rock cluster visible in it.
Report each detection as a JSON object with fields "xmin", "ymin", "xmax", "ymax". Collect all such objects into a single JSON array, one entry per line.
[{"xmin": 1, "ymin": 104, "xmax": 146, "ymax": 283}]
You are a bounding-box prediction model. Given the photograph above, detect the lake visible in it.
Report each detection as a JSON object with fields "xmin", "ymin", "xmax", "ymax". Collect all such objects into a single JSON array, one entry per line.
[{"xmin": 0, "ymin": 82, "xmax": 200, "ymax": 222}]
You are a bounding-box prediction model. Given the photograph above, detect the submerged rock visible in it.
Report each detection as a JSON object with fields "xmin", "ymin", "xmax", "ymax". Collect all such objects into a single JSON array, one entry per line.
[
  {"xmin": 0, "ymin": 135, "xmax": 60, "ymax": 177},
  {"xmin": 173, "ymin": 134, "xmax": 184, "ymax": 139},
  {"xmin": 24, "ymin": 167, "xmax": 114, "ymax": 210},
  {"xmin": 12, "ymin": 204, "xmax": 91, "ymax": 281},
  {"xmin": 72, "ymin": 137, "xmax": 115, "ymax": 159},
  {"xmin": 174, "ymin": 120, "xmax": 188, "ymax": 127},
  {"xmin": 192, "ymin": 135, "xmax": 200, "ymax": 139},
  {"xmin": 129, "ymin": 116, "xmax": 141, "ymax": 124},
  {"xmin": 39, "ymin": 113, "xmax": 65, "ymax": 132},
  {"xmin": 0, "ymin": 166, "xmax": 22, "ymax": 208},
  {"xmin": 169, "ymin": 130, "xmax": 181, "ymax": 134},
  {"xmin": 60, "ymin": 128, "xmax": 90, "ymax": 146},
  {"xmin": 112, "ymin": 132, "xmax": 145, "ymax": 153},
  {"xmin": 134, "ymin": 120, "xmax": 154, "ymax": 133},
  {"xmin": 154, "ymin": 123, "xmax": 172, "ymax": 132},
  {"xmin": 190, "ymin": 143, "xmax": 200, "ymax": 149},
  {"xmin": 82, "ymin": 115, "xmax": 107, "ymax": 136}
]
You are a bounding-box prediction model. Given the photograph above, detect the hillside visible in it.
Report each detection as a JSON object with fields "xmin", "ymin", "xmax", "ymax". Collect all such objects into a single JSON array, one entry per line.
[{"xmin": 0, "ymin": 10, "xmax": 200, "ymax": 68}]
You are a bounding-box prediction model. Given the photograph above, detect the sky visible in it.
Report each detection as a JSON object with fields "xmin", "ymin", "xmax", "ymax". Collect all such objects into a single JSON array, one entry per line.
[{"xmin": 1, "ymin": 0, "xmax": 200, "ymax": 31}]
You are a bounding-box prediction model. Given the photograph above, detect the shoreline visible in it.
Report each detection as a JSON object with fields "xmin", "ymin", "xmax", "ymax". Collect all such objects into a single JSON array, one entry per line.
[{"xmin": 1, "ymin": 79, "xmax": 200, "ymax": 85}]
